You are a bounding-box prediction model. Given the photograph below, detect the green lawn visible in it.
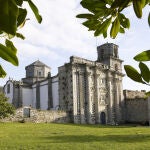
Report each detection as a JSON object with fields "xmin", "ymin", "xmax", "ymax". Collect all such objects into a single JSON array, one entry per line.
[{"xmin": 0, "ymin": 123, "xmax": 150, "ymax": 150}]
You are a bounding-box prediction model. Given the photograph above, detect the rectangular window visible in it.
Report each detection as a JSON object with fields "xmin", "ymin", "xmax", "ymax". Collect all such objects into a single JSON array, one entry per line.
[
  {"xmin": 39, "ymin": 72, "xmax": 41, "ymax": 77},
  {"xmin": 7, "ymin": 84, "xmax": 10, "ymax": 93},
  {"xmin": 28, "ymin": 71, "xmax": 32, "ymax": 77}
]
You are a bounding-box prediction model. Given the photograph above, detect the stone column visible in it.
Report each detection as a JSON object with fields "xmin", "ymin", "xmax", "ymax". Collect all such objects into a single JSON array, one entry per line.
[
  {"xmin": 12, "ymin": 83, "xmax": 16, "ymax": 107},
  {"xmin": 18, "ymin": 85, "xmax": 23, "ymax": 108},
  {"xmin": 88, "ymin": 75, "xmax": 95, "ymax": 124},
  {"xmin": 72, "ymin": 71, "xmax": 78, "ymax": 123},
  {"xmin": 118, "ymin": 79, "xmax": 125, "ymax": 123},
  {"xmin": 107, "ymin": 77, "xmax": 114, "ymax": 124},
  {"xmin": 48, "ymin": 78, "xmax": 53, "ymax": 110},
  {"xmin": 114, "ymin": 78, "xmax": 121, "ymax": 123},
  {"xmin": 85, "ymin": 71, "xmax": 91, "ymax": 124},
  {"xmin": 94, "ymin": 72, "xmax": 100, "ymax": 124},
  {"xmin": 79, "ymin": 71, "xmax": 86, "ymax": 124},
  {"xmin": 76, "ymin": 71, "xmax": 81, "ymax": 123},
  {"xmin": 36, "ymin": 82, "xmax": 40, "ymax": 109}
]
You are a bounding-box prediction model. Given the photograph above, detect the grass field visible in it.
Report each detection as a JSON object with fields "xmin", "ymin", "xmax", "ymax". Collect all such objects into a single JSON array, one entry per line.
[{"xmin": 0, "ymin": 123, "xmax": 150, "ymax": 150}]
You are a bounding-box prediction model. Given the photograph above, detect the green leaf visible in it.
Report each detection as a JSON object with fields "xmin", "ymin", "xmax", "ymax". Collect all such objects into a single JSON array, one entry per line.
[
  {"xmin": 82, "ymin": 19, "xmax": 100, "ymax": 31},
  {"xmin": 27, "ymin": 0, "xmax": 42, "ymax": 23},
  {"xmin": 145, "ymin": 0, "xmax": 150, "ymax": 5},
  {"xmin": 103, "ymin": 30, "xmax": 107, "ymax": 38},
  {"xmin": 125, "ymin": 18, "xmax": 130, "ymax": 29},
  {"xmin": 146, "ymin": 91, "xmax": 150, "ymax": 97},
  {"xmin": 80, "ymin": 0, "xmax": 106, "ymax": 14},
  {"xmin": 94, "ymin": 17, "xmax": 112, "ymax": 36},
  {"xmin": 0, "ymin": 65, "xmax": 6, "ymax": 78},
  {"xmin": 111, "ymin": 0, "xmax": 121, "ymax": 8},
  {"xmin": 110, "ymin": 17, "xmax": 120, "ymax": 38},
  {"xmin": 15, "ymin": 0, "xmax": 23, "ymax": 6},
  {"xmin": 0, "ymin": 0, "xmax": 19, "ymax": 35},
  {"xmin": 5, "ymin": 39, "xmax": 17, "ymax": 54},
  {"xmin": 124, "ymin": 65, "xmax": 145, "ymax": 84},
  {"xmin": 16, "ymin": 32, "xmax": 25, "ymax": 40},
  {"xmin": 103, "ymin": 0, "xmax": 113, "ymax": 5},
  {"xmin": 134, "ymin": 50, "xmax": 150, "ymax": 61},
  {"xmin": 141, "ymin": 0, "xmax": 147, "ymax": 8},
  {"xmin": 76, "ymin": 13, "xmax": 94, "ymax": 19},
  {"xmin": 81, "ymin": 0, "xmax": 106, "ymax": 9},
  {"xmin": 139, "ymin": 62, "xmax": 150, "ymax": 83},
  {"xmin": 0, "ymin": 43, "xmax": 18, "ymax": 66},
  {"xmin": 119, "ymin": 13, "xmax": 130, "ymax": 29},
  {"xmin": 8, "ymin": 34, "xmax": 15, "ymax": 39},
  {"xmin": 118, "ymin": 0, "xmax": 131, "ymax": 11},
  {"xmin": 17, "ymin": 8, "xmax": 27, "ymax": 27},
  {"xmin": 119, "ymin": 26, "xmax": 125, "ymax": 33},
  {"xmin": 95, "ymin": 10, "xmax": 106, "ymax": 18},
  {"xmin": 133, "ymin": 0, "xmax": 143, "ymax": 18}
]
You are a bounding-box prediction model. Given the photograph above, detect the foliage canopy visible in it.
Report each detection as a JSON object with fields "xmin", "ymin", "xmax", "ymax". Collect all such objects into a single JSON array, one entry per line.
[
  {"xmin": 0, "ymin": 92, "xmax": 15, "ymax": 119},
  {"xmin": 77, "ymin": 0, "xmax": 150, "ymax": 95},
  {"xmin": 0, "ymin": 0, "xmax": 42, "ymax": 78}
]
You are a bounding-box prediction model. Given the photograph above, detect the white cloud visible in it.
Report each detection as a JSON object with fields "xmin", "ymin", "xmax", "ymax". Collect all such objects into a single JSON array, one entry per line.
[{"xmin": 0, "ymin": 0, "xmax": 149, "ymax": 91}]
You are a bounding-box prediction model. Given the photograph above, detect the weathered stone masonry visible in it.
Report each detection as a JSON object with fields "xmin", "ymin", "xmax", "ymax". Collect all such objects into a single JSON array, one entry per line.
[
  {"xmin": 3, "ymin": 43, "xmax": 149, "ymax": 125},
  {"xmin": 124, "ymin": 90, "xmax": 149, "ymax": 123},
  {"xmin": 58, "ymin": 43, "xmax": 124, "ymax": 124},
  {"xmin": 2, "ymin": 107, "xmax": 69, "ymax": 123}
]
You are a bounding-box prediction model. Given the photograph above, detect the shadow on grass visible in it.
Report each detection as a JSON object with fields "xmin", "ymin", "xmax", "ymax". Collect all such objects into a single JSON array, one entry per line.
[
  {"xmin": 42, "ymin": 134, "xmax": 150, "ymax": 143},
  {"xmin": 51, "ymin": 123, "xmax": 137, "ymax": 129}
]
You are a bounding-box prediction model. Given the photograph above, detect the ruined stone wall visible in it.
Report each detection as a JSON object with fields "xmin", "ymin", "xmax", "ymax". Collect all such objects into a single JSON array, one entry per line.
[
  {"xmin": 58, "ymin": 63, "xmax": 73, "ymax": 111},
  {"xmin": 2, "ymin": 107, "xmax": 70, "ymax": 123},
  {"xmin": 124, "ymin": 90, "xmax": 148, "ymax": 123}
]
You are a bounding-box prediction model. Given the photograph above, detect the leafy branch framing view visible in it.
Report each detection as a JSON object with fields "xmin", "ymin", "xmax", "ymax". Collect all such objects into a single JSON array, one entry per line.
[
  {"xmin": 77, "ymin": 0, "xmax": 150, "ymax": 95},
  {"xmin": 0, "ymin": 0, "xmax": 42, "ymax": 77},
  {"xmin": 0, "ymin": 0, "xmax": 149, "ymax": 95}
]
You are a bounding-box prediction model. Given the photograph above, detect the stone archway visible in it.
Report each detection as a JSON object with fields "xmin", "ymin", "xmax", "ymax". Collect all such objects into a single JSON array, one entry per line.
[{"xmin": 100, "ymin": 112, "xmax": 106, "ymax": 124}]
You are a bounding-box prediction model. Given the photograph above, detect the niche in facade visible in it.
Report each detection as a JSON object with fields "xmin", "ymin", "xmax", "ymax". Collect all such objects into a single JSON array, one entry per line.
[{"xmin": 23, "ymin": 107, "xmax": 30, "ymax": 118}]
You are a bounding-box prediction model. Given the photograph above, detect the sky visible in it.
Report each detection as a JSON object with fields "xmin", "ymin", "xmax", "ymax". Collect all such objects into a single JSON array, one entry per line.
[{"xmin": 0, "ymin": 0, "xmax": 150, "ymax": 91}]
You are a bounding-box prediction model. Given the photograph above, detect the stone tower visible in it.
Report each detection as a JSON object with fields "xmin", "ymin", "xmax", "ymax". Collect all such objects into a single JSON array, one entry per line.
[
  {"xmin": 97, "ymin": 43, "xmax": 122, "ymax": 72},
  {"xmin": 59, "ymin": 43, "xmax": 124, "ymax": 124},
  {"xmin": 97, "ymin": 43, "xmax": 124, "ymax": 123},
  {"xmin": 22, "ymin": 60, "xmax": 51, "ymax": 85}
]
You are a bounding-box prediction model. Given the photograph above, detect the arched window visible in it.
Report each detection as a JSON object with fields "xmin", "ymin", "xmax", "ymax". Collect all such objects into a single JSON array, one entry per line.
[{"xmin": 7, "ymin": 84, "xmax": 10, "ymax": 93}]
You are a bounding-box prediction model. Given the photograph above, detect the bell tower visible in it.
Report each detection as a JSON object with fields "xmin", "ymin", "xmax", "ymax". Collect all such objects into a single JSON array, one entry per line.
[
  {"xmin": 97, "ymin": 43, "xmax": 123, "ymax": 73},
  {"xmin": 22, "ymin": 60, "xmax": 51, "ymax": 85},
  {"xmin": 97, "ymin": 43, "xmax": 125, "ymax": 123}
]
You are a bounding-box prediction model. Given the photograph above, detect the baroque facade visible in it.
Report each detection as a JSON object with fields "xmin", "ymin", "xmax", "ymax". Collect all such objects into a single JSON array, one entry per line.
[{"xmin": 4, "ymin": 43, "xmax": 126, "ymax": 124}]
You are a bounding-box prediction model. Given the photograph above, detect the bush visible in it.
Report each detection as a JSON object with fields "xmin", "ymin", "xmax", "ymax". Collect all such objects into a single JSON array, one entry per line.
[{"xmin": 0, "ymin": 93, "xmax": 15, "ymax": 119}]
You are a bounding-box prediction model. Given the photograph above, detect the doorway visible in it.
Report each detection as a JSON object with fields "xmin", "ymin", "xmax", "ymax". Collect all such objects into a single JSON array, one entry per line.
[{"xmin": 100, "ymin": 112, "xmax": 106, "ymax": 124}]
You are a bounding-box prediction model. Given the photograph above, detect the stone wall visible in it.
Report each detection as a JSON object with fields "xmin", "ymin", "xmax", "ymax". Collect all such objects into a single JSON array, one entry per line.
[
  {"xmin": 124, "ymin": 90, "xmax": 149, "ymax": 124},
  {"xmin": 2, "ymin": 107, "xmax": 70, "ymax": 123}
]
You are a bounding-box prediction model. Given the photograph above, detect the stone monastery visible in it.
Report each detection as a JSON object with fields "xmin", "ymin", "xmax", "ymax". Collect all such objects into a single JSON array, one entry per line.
[{"xmin": 3, "ymin": 43, "xmax": 149, "ymax": 125}]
